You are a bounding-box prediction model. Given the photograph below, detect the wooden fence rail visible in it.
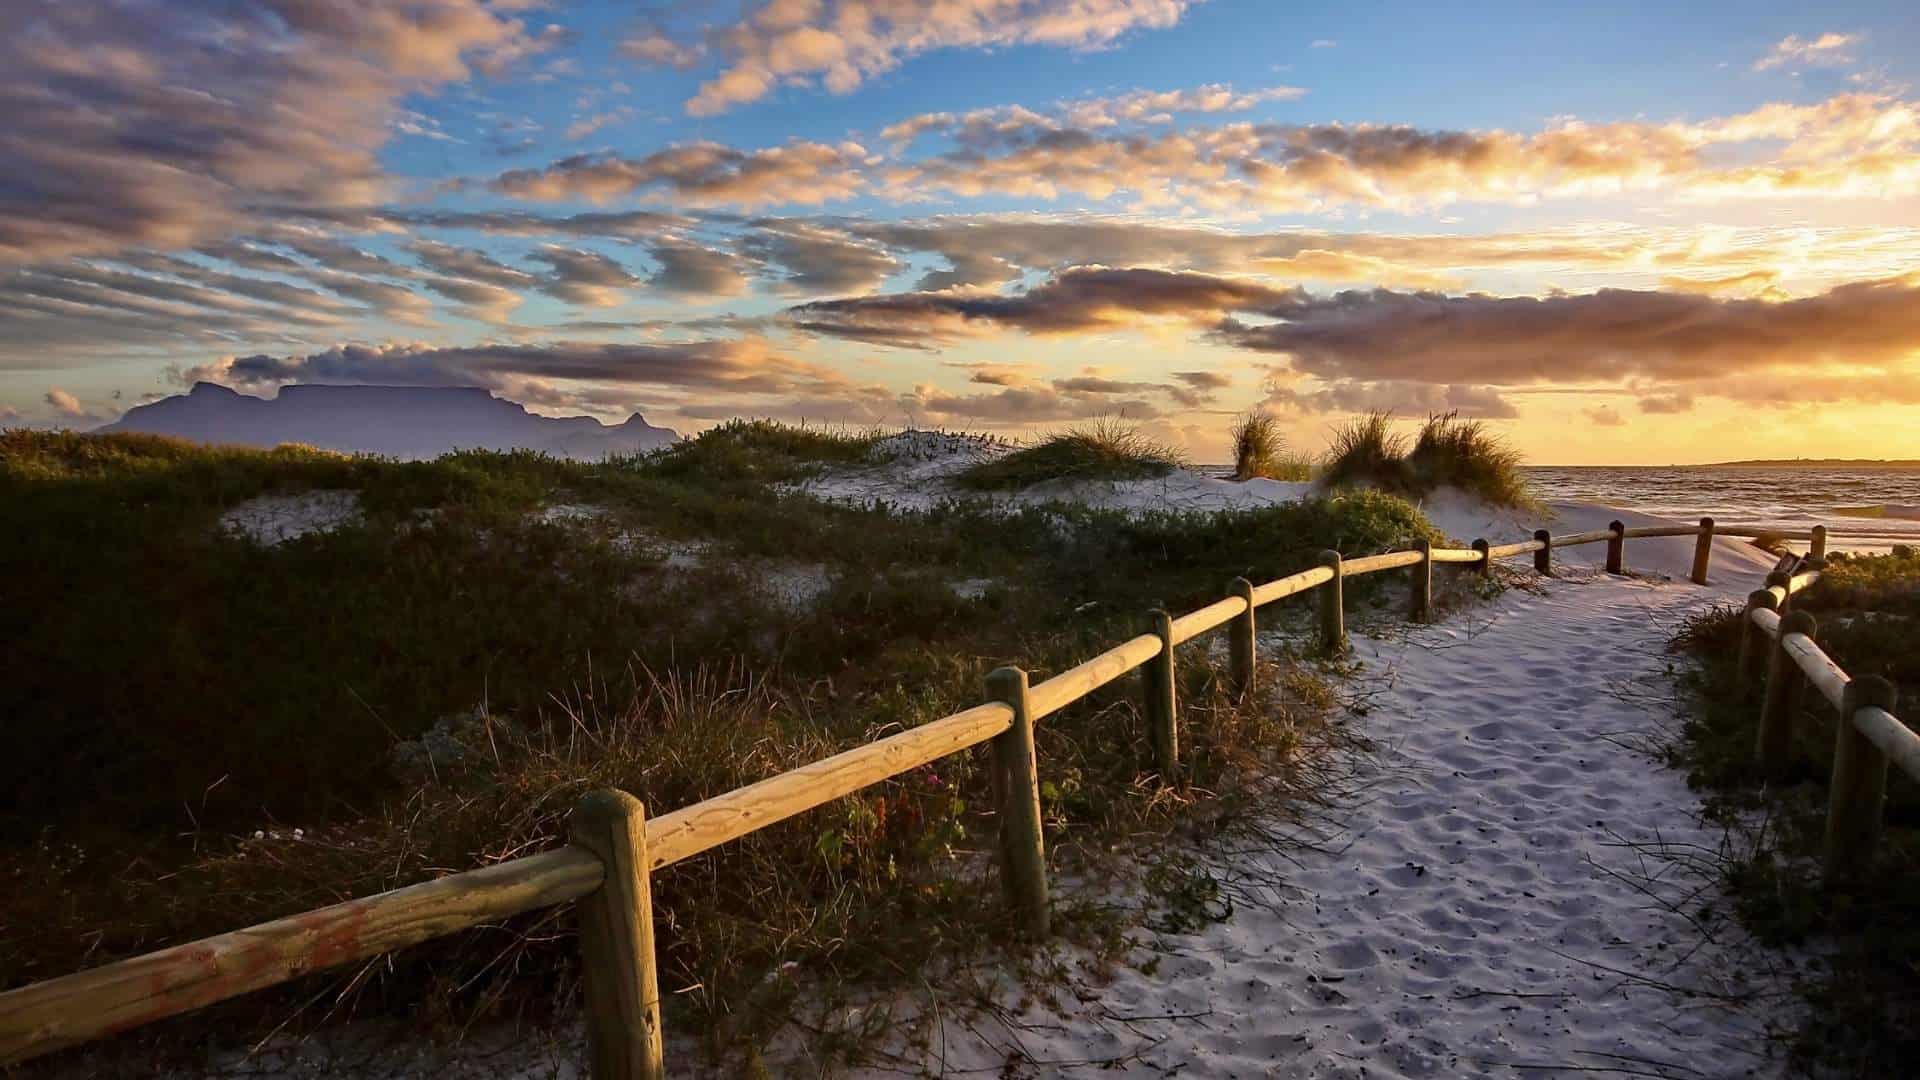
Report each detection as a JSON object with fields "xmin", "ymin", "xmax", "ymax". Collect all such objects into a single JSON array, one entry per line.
[
  {"xmin": 3, "ymin": 519, "xmax": 1916, "ymax": 1074},
  {"xmin": 1737, "ymin": 554, "xmax": 1919, "ymax": 882}
]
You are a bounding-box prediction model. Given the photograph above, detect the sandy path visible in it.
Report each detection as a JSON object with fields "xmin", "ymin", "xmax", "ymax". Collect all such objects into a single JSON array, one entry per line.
[{"xmin": 876, "ymin": 569, "xmax": 1803, "ymax": 1079}]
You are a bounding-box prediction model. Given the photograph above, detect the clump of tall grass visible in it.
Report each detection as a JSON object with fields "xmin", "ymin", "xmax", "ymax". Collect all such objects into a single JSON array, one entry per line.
[
  {"xmin": 1320, "ymin": 412, "xmax": 1411, "ymax": 492},
  {"xmin": 956, "ymin": 418, "xmax": 1185, "ymax": 490},
  {"xmin": 1319, "ymin": 411, "xmax": 1533, "ymax": 508},
  {"xmin": 1228, "ymin": 413, "xmax": 1314, "ymax": 482},
  {"xmin": 1405, "ymin": 412, "xmax": 1531, "ymax": 508}
]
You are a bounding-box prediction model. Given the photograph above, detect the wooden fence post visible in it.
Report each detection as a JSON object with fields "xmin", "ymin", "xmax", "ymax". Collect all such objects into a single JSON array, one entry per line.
[
  {"xmin": 1810, "ymin": 524, "xmax": 1828, "ymax": 565},
  {"xmin": 1143, "ymin": 610, "xmax": 1179, "ymax": 783},
  {"xmin": 1229, "ymin": 577, "xmax": 1257, "ymax": 698},
  {"xmin": 985, "ymin": 666, "xmax": 1050, "ymax": 937},
  {"xmin": 1410, "ymin": 539, "xmax": 1433, "ymax": 622},
  {"xmin": 1825, "ymin": 675, "xmax": 1899, "ymax": 884},
  {"xmin": 1756, "ymin": 611, "xmax": 1817, "ymax": 779},
  {"xmin": 1736, "ymin": 589, "xmax": 1779, "ymax": 685},
  {"xmin": 1317, "ymin": 551, "xmax": 1345, "ymax": 654},
  {"xmin": 1533, "ymin": 529, "xmax": 1552, "ymax": 575},
  {"xmin": 1605, "ymin": 520, "xmax": 1625, "ymax": 575},
  {"xmin": 1691, "ymin": 517, "xmax": 1715, "ymax": 586},
  {"xmin": 570, "ymin": 790, "xmax": 665, "ymax": 1080},
  {"xmin": 1472, "ymin": 538, "xmax": 1491, "ymax": 579},
  {"xmin": 1765, "ymin": 567, "xmax": 1792, "ymax": 614}
]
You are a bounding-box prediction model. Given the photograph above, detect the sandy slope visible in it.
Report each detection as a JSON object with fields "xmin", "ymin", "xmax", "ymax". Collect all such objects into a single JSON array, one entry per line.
[{"xmin": 849, "ymin": 567, "xmax": 1805, "ymax": 1079}]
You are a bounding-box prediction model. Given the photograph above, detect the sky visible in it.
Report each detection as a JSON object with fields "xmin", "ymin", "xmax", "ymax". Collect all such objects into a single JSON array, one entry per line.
[{"xmin": 5, "ymin": 1, "xmax": 1920, "ymax": 465}]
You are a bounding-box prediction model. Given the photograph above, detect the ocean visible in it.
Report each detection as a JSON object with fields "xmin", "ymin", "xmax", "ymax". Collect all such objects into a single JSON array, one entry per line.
[{"xmin": 1525, "ymin": 466, "xmax": 1920, "ymax": 552}]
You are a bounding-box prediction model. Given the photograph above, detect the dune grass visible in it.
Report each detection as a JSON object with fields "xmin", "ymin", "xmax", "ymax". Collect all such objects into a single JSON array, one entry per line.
[
  {"xmin": 1229, "ymin": 412, "xmax": 1314, "ymax": 482},
  {"xmin": 1, "ymin": 424, "xmax": 1441, "ymax": 1071},
  {"xmin": 1668, "ymin": 556, "xmax": 1920, "ymax": 1073},
  {"xmin": 955, "ymin": 418, "xmax": 1185, "ymax": 490},
  {"xmin": 1319, "ymin": 411, "xmax": 1534, "ymax": 508}
]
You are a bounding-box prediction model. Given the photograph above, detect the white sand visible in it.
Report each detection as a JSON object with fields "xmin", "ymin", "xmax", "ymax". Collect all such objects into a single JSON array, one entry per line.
[
  {"xmin": 218, "ymin": 491, "xmax": 361, "ymax": 545},
  {"xmin": 824, "ymin": 563, "xmax": 1806, "ymax": 1078}
]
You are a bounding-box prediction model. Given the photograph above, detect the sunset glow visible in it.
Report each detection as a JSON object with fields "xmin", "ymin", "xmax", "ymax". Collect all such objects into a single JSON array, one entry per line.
[{"xmin": 6, "ymin": 1, "xmax": 1920, "ymax": 464}]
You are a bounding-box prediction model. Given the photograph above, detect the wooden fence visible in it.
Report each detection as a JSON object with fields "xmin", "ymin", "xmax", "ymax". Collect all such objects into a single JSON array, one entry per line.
[{"xmin": 2, "ymin": 518, "xmax": 1915, "ymax": 1076}]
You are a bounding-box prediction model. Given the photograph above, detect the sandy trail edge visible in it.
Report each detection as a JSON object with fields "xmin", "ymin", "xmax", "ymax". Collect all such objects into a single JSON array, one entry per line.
[{"xmin": 832, "ymin": 567, "xmax": 1808, "ymax": 1079}]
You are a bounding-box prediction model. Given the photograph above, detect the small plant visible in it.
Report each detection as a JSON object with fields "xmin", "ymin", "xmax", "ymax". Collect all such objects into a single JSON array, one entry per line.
[
  {"xmin": 1228, "ymin": 412, "xmax": 1312, "ymax": 482},
  {"xmin": 955, "ymin": 418, "xmax": 1185, "ymax": 490}
]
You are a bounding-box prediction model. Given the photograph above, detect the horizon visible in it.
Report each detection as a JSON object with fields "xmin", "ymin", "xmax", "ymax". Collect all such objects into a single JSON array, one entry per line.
[{"xmin": 5, "ymin": 2, "xmax": 1920, "ymax": 466}]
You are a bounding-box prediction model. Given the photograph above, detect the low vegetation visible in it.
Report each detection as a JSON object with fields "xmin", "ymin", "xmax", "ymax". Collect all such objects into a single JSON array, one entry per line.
[
  {"xmin": 1229, "ymin": 412, "xmax": 1314, "ymax": 482},
  {"xmin": 0, "ymin": 424, "xmax": 1443, "ymax": 1072},
  {"xmin": 1668, "ymin": 549, "xmax": 1920, "ymax": 1074},
  {"xmin": 1320, "ymin": 411, "xmax": 1535, "ymax": 508},
  {"xmin": 955, "ymin": 417, "xmax": 1184, "ymax": 490}
]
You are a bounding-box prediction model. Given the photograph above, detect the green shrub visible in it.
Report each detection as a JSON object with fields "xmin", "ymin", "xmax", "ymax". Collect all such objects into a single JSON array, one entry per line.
[{"xmin": 956, "ymin": 418, "xmax": 1183, "ymax": 490}]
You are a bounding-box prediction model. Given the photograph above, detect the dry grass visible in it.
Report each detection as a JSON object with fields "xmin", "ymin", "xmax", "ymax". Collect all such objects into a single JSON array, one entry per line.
[
  {"xmin": 1319, "ymin": 411, "xmax": 1535, "ymax": 508},
  {"xmin": 1229, "ymin": 413, "xmax": 1313, "ymax": 482},
  {"xmin": 956, "ymin": 418, "xmax": 1185, "ymax": 490}
]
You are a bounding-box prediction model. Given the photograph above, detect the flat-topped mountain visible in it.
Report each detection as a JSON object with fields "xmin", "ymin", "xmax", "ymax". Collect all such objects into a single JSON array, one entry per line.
[{"xmin": 99, "ymin": 383, "xmax": 679, "ymax": 460}]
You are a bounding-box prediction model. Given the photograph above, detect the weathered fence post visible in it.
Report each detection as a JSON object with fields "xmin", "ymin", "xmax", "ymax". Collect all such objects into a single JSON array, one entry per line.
[
  {"xmin": 985, "ymin": 666, "xmax": 1050, "ymax": 936},
  {"xmin": 1317, "ymin": 550, "xmax": 1345, "ymax": 654},
  {"xmin": 1472, "ymin": 538, "xmax": 1491, "ymax": 579},
  {"xmin": 1533, "ymin": 529, "xmax": 1552, "ymax": 575},
  {"xmin": 1736, "ymin": 589, "xmax": 1779, "ymax": 685},
  {"xmin": 1143, "ymin": 610, "xmax": 1179, "ymax": 783},
  {"xmin": 1810, "ymin": 524, "xmax": 1828, "ymax": 565},
  {"xmin": 1691, "ymin": 517, "xmax": 1715, "ymax": 586},
  {"xmin": 1756, "ymin": 610, "xmax": 1817, "ymax": 779},
  {"xmin": 570, "ymin": 790, "xmax": 665, "ymax": 1080},
  {"xmin": 1410, "ymin": 539, "xmax": 1433, "ymax": 622},
  {"xmin": 1605, "ymin": 520, "xmax": 1625, "ymax": 575},
  {"xmin": 1765, "ymin": 566, "xmax": 1792, "ymax": 614},
  {"xmin": 1825, "ymin": 675, "xmax": 1899, "ymax": 884},
  {"xmin": 1229, "ymin": 577, "xmax": 1257, "ymax": 698}
]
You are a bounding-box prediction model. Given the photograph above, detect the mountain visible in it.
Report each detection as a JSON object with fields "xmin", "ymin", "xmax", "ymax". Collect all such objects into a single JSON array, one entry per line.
[{"xmin": 98, "ymin": 383, "xmax": 679, "ymax": 460}]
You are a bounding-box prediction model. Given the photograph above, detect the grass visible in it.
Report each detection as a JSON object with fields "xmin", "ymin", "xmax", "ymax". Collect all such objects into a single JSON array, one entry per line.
[
  {"xmin": 1666, "ymin": 554, "xmax": 1920, "ymax": 1074},
  {"xmin": 0, "ymin": 423, "xmax": 1441, "ymax": 1073},
  {"xmin": 955, "ymin": 418, "xmax": 1184, "ymax": 490},
  {"xmin": 1319, "ymin": 411, "xmax": 1535, "ymax": 509},
  {"xmin": 1229, "ymin": 412, "xmax": 1314, "ymax": 482}
]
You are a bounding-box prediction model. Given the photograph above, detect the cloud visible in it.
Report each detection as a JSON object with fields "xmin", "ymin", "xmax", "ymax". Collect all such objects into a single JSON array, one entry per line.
[
  {"xmin": 1637, "ymin": 392, "xmax": 1694, "ymax": 414},
  {"xmin": 1213, "ymin": 274, "xmax": 1920, "ymax": 391},
  {"xmin": 1269, "ymin": 380, "xmax": 1520, "ymax": 419},
  {"xmin": 1754, "ymin": 32, "xmax": 1862, "ymax": 72},
  {"xmin": 883, "ymin": 92, "xmax": 1920, "ymax": 212},
  {"xmin": 902, "ymin": 383, "xmax": 1163, "ymax": 425},
  {"xmin": 648, "ymin": 240, "xmax": 754, "ymax": 297},
  {"xmin": 883, "ymin": 83, "xmax": 1306, "ymax": 148},
  {"xmin": 485, "ymin": 140, "xmax": 870, "ymax": 208},
  {"xmin": 181, "ymin": 336, "xmax": 875, "ymax": 417},
  {"xmin": 0, "ymin": 0, "xmax": 553, "ymax": 264},
  {"xmin": 565, "ymin": 107, "xmax": 638, "ymax": 141},
  {"xmin": 526, "ymin": 245, "xmax": 641, "ymax": 307},
  {"xmin": 1583, "ymin": 405, "xmax": 1625, "ymax": 426},
  {"xmin": 44, "ymin": 388, "xmax": 88, "ymax": 418},
  {"xmin": 789, "ymin": 266, "xmax": 1295, "ymax": 345},
  {"xmin": 740, "ymin": 220, "xmax": 901, "ymax": 295},
  {"xmin": 638, "ymin": 0, "xmax": 1195, "ymax": 116}
]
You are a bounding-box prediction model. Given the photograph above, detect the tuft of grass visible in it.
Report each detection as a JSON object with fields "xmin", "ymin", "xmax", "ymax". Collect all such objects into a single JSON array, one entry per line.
[
  {"xmin": 1406, "ymin": 412, "xmax": 1534, "ymax": 509},
  {"xmin": 955, "ymin": 418, "xmax": 1184, "ymax": 490},
  {"xmin": 1319, "ymin": 412, "xmax": 1411, "ymax": 493},
  {"xmin": 1229, "ymin": 412, "xmax": 1313, "ymax": 482},
  {"xmin": 1318, "ymin": 411, "xmax": 1534, "ymax": 508}
]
